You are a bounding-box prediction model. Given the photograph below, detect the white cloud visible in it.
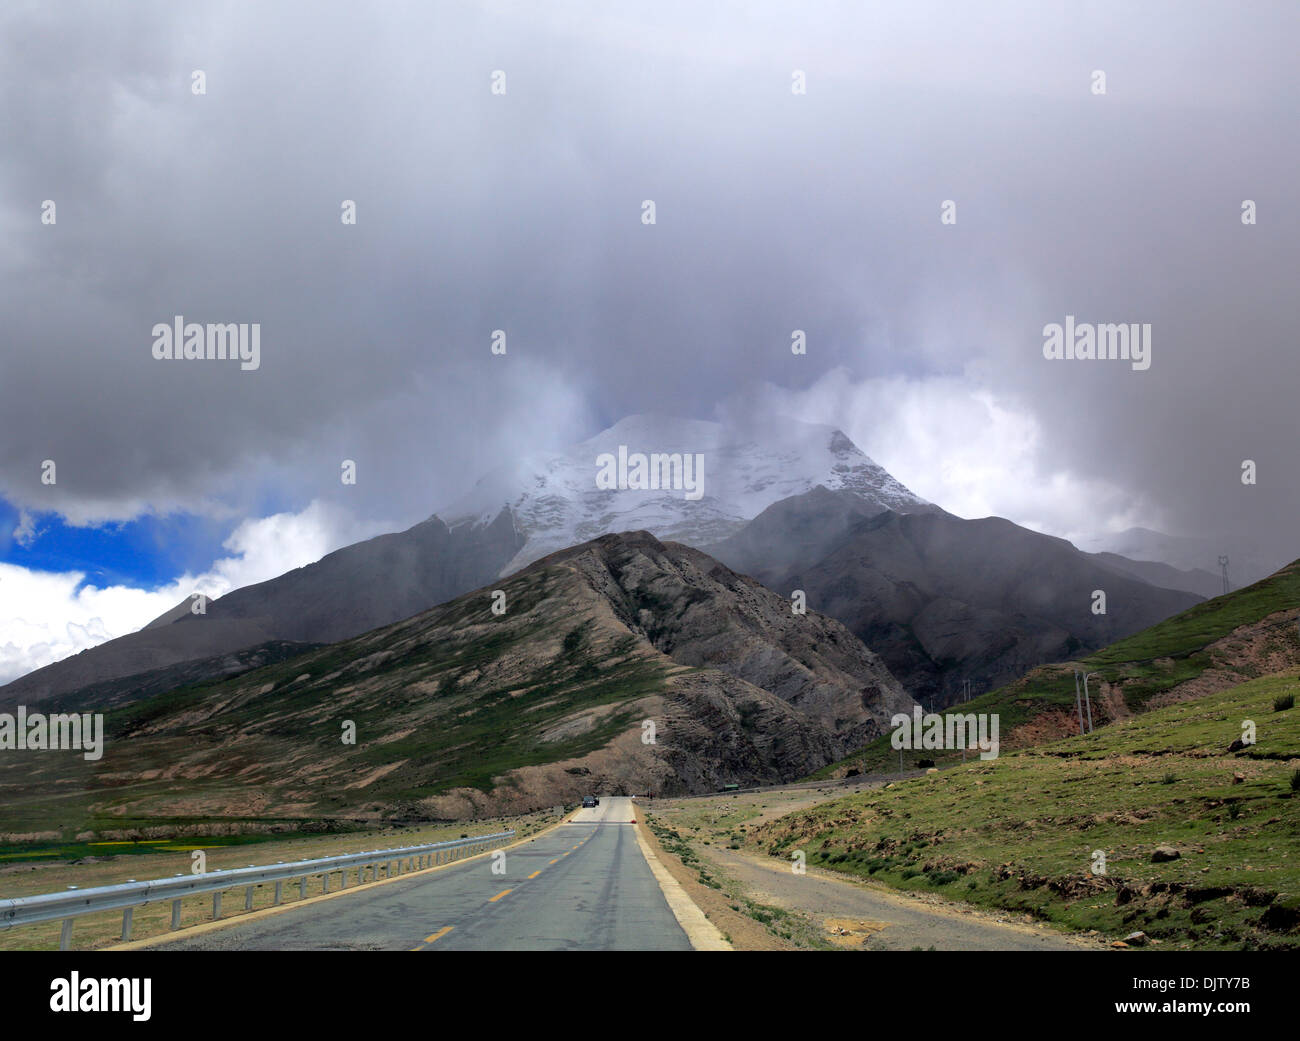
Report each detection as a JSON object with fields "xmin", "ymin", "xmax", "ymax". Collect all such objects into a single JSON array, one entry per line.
[
  {"xmin": 0, "ymin": 500, "xmax": 392, "ymax": 686},
  {"xmin": 727, "ymin": 368, "xmax": 1155, "ymax": 544},
  {"xmin": 11, "ymin": 509, "xmax": 37, "ymax": 546}
]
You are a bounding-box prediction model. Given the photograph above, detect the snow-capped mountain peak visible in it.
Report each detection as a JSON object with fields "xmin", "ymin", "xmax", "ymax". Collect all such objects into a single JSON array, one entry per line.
[{"xmin": 438, "ymin": 414, "xmax": 929, "ymax": 575}]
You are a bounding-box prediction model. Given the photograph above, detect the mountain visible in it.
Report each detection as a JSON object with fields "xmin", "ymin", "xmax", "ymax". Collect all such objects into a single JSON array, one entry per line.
[
  {"xmin": 1, "ymin": 413, "xmax": 1209, "ymax": 720},
  {"xmin": 0, "ymin": 511, "xmax": 524, "ymax": 708},
  {"xmin": 0, "ymin": 415, "xmax": 928, "ymax": 708},
  {"xmin": 973, "ymin": 554, "xmax": 1300, "ymax": 745},
  {"xmin": 1086, "ymin": 550, "xmax": 1224, "ymax": 600},
  {"xmin": 0, "ymin": 532, "xmax": 913, "ymax": 835},
  {"xmin": 707, "ymin": 487, "xmax": 1203, "ymax": 707},
  {"xmin": 809, "ymin": 555, "xmax": 1300, "ymax": 778},
  {"xmin": 438, "ymin": 414, "xmax": 934, "ymax": 575},
  {"xmin": 1077, "ymin": 527, "xmax": 1284, "ymax": 590}
]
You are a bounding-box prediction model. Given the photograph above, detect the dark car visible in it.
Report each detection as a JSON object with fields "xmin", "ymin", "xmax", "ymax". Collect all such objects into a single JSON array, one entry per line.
[{"xmin": 581, "ymin": 795, "xmax": 597, "ymax": 808}]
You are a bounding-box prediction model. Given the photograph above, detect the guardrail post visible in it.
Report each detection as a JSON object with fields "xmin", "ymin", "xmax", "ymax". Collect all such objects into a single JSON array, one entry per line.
[
  {"xmin": 245, "ymin": 886, "xmax": 254, "ymax": 910},
  {"xmin": 299, "ymin": 876, "xmax": 307, "ymax": 899},
  {"xmin": 121, "ymin": 907, "xmax": 133, "ymax": 942},
  {"xmin": 274, "ymin": 880, "xmax": 283, "ymax": 905},
  {"xmin": 213, "ymin": 892, "xmax": 222, "ymax": 920},
  {"xmin": 59, "ymin": 919, "xmax": 73, "ymax": 951},
  {"xmin": 171, "ymin": 899, "xmax": 182, "ymax": 930},
  {"xmin": 323, "ymin": 872, "xmax": 330, "ymax": 893}
]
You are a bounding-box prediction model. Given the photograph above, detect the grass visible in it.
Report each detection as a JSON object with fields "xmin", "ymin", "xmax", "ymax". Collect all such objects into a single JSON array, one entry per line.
[{"xmin": 755, "ymin": 670, "xmax": 1300, "ymax": 950}]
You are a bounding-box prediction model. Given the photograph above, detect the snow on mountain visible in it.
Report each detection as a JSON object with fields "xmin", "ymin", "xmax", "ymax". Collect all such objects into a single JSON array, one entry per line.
[{"xmin": 438, "ymin": 414, "xmax": 930, "ymax": 576}]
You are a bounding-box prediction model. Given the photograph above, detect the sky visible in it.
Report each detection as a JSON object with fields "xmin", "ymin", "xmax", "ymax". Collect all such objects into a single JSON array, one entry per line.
[{"xmin": 1, "ymin": 0, "xmax": 1297, "ymax": 684}]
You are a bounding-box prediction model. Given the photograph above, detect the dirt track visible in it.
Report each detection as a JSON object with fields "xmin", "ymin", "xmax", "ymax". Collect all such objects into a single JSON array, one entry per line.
[{"xmin": 701, "ymin": 845, "xmax": 1099, "ymax": 951}]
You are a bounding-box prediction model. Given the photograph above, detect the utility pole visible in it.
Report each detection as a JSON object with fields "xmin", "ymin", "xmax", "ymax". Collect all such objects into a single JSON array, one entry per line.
[
  {"xmin": 1082, "ymin": 671, "xmax": 1098, "ymax": 733},
  {"xmin": 1072, "ymin": 670, "xmax": 1086, "ymax": 736},
  {"xmin": 1218, "ymin": 555, "xmax": 1230, "ymax": 596}
]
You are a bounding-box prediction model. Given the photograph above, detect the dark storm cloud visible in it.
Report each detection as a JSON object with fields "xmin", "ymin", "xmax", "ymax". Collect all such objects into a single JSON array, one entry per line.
[{"xmin": 1, "ymin": 0, "xmax": 1296, "ymax": 561}]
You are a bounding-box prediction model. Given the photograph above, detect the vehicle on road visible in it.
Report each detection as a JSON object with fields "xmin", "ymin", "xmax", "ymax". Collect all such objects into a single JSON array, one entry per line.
[{"xmin": 582, "ymin": 795, "xmax": 597, "ymax": 808}]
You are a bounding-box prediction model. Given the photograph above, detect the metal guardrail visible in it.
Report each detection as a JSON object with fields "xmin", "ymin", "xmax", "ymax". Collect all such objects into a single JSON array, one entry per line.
[{"xmin": 0, "ymin": 829, "xmax": 514, "ymax": 949}]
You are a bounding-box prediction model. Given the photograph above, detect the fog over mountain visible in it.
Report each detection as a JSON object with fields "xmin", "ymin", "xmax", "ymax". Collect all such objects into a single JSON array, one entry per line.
[
  {"xmin": 441, "ymin": 415, "xmax": 932, "ymax": 574},
  {"xmin": 2, "ymin": 1, "xmax": 1297, "ymax": 681}
]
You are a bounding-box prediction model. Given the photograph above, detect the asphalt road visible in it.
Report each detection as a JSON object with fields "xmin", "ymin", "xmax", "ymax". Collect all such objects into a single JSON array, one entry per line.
[{"xmin": 154, "ymin": 798, "xmax": 692, "ymax": 951}]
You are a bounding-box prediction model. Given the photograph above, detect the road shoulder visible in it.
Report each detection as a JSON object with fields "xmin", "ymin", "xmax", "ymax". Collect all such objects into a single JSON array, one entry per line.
[{"xmin": 631, "ymin": 804, "xmax": 733, "ymax": 950}]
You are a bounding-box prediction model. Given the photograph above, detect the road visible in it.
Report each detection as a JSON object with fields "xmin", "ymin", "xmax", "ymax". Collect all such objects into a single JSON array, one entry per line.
[{"xmin": 153, "ymin": 798, "xmax": 693, "ymax": 951}]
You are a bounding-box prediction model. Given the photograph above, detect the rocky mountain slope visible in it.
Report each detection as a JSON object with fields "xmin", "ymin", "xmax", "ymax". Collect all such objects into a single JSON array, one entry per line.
[
  {"xmin": 0, "ymin": 532, "xmax": 913, "ymax": 835},
  {"xmin": 707, "ymin": 487, "xmax": 1202, "ymax": 707}
]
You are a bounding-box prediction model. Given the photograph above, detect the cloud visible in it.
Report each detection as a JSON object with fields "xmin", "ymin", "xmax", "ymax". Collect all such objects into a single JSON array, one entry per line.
[
  {"xmin": 0, "ymin": 500, "xmax": 391, "ymax": 685},
  {"xmin": 727, "ymin": 369, "xmax": 1153, "ymax": 544},
  {"xmin": 11, "ymin": 510, "xmax": 37, "ymax": 547}
]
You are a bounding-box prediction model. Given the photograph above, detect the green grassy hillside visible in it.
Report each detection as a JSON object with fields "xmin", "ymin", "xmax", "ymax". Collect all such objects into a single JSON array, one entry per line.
[{"xmin": 758, "ymin": 670, "xmax": 1300, "ymax": 950}]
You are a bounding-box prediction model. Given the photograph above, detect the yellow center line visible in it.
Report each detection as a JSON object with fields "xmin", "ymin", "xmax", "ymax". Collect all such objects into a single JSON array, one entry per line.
[
  {"xmin": 489, "ymin": 888, "xmax": 513, "ymax": 902},
  {"xmin": 527, "ymin": 870, "xmax": 542, "ymax": 879},
  {"xmin": 548, "ymin": 858, "xmax": 559, "ymax": 864},
  {"xmin": 425, "ymin": 926, "xmax": 454, "ymax": 943}
]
